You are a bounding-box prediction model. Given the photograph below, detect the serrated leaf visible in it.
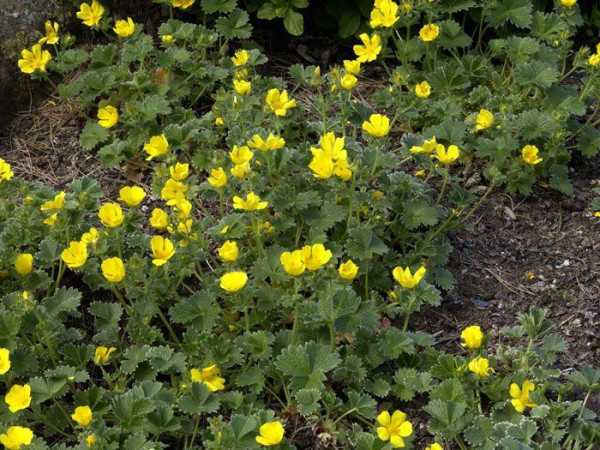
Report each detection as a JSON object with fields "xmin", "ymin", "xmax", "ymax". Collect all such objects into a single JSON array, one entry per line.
[
  {"xmin": 178, "ymin": 381, "xmax": 220, "ymax": 414},
  {"xmin": 345, "ymin": 227, "xmax": 388, "ymax": 260},
  {"xmin": 216, "ymin": 9, "xmax": 252, "ymax": 39},
  {"xmin": 295, "ymin": 389, "xmax": 321, "ymax": 415},
  {"xmin": 80, "ymin": 122, "xmax": 110, "ymax": 150},
  {"xmin": 169, "ymin": 291, "xmax": 216, "ymax": 332},
  {"xmin": 487, "ymin": 0, "xmax": 533, "ymax": 29}
]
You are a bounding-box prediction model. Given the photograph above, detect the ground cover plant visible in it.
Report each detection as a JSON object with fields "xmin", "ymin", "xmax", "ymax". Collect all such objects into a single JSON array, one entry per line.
[{"xmin": 1, "ymin": 0, "xmax": 599, "ymax": 448}]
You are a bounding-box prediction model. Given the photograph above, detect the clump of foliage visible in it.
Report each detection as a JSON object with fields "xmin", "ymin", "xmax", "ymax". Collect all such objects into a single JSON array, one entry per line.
[
  {"xmin": 360, "ymin": 0, "xmax": 600, "ymax": 194},
  {"xmin": 2, "ymin": 0, "xmax": 599, "ymax": 448}
]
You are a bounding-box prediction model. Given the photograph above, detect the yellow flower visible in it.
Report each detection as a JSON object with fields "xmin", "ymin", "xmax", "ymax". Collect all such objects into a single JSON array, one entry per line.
[
  {"xmin": 118, "ymin": 186, "xmax": 146, "ymax": 207},
  {"xmin": 233, "ymin": 192, "xmax": 268, "ymax": 211},
  {"xmin": 0, "ymin": 426, "xmax": 34, "ymax": 450},
  {"xmin": 231, "ymin": 49, "xmax": 249, "ymax": 66},
  {"xmin": 280, "ymin": 250, "xmax": 306, "ymax": 276},
  {"xmin": 376, "ymin": 410, "xmax": 413, "ymax": 448},
  {"xmin": 460, "ymin": 325, "xmax": 483, "ymax": 349},
  {"xmin": 0, "ymin": 159, "xmax": 14, "ymax": 182},
  {"xmin": 340, "ymin": 73, "xmax": 358, "ymax": 91},
  {"xmin": 208, "ymin": 167, "xmax": 227, "ymax": 189},
  {"xmin": 76, "ymin": 1, "xmax": 105, "ymax": 27},
  {"xmin": 426, "ymin": 444, "xmax": 443, "ymax": 450},
  {"xmin": 190, "ymin": 365, "xmax": 225, "ymax": 391},
  {"xmin": 97, "ymin": 105, "xmax": 118, "ymax": 128},
  {"xmin": 256, "ymin": 421, "xmax": 285, "ymax": 446},
  {"xmin": 220, "ymin": 271, "xmax": 248, "ymax": 292},
  {"xmin": 392, "ymin": 265, "xmax": 426, "ymax": 289},
  {"xmin": 522, "ymin": 145, "xmax": 543, "ymax": 165},
  {"xmin": 72, "ymin": 406, "xmax": 93, "ymax": 427},
  {"xmin": 468, "ymin": 357, "xmax": 493, "ymax": 378},
  {"xmin": 476, "ymin": 109, "xmax": 494, "ymax": 130},
  {"xmin": 94, "ymin": 346, "xmax": 116, "ymax": 365},
  {"xmin": 410, "ymin": 137, "xmax": 437, "ymax": 155},
  {"xmin": 233, "ymin": 79, "xmax": 252, "ymax": 96},
  {"xmin": 510, "ymin": 381, "xmax": 538, "ymax": 412},
  {"xmin": 161, "ymin": 34, "xmax": 175, "ymax": 45},
  {"xmin": 144, "ymin": 134, "xmax": 169, "ymax": 161},
  {"xmin": 61, "ymin": 241, "xmax": 88, "ymax": 269},
  {"xmin": 215, "ymin": 117, "xmax": 224, "ymax": 126},
  {"xmin": 169, "ymin": 163, "xmax": 190, "ymax": 181},
  {"xmin": 161, "ymin": 179, "xmax": 188, "ymax": 201},
  {"xmin": 43, "ymin": 213, "xmax": 58, "ymax": 227},
  {"xmin": 265, "ymin": 89, "xmax": 296, "ymax": 116},
  {"xmin": 414, "ymin": 81, "xmax": 431, "ymax": 99},
  {"xmin": 101, "ymin": 257, "xmax": 125, "ymax": 283},
  {"xmin": 172, "ymin": 0, "xmax": 195, "ymax": 9},
  {"xmin": 420, "ymin": 24, "xmax": 440, "ymax": 41},
  {"xmin": 229, "ymin": 145, "xmax": 254, "ymax": 165},
  {"xmin": 353, "ymin": 33, "xmax": 382, "ymax": 62},
  {"xmin": 41, "ymin": 191, "xmax": 65, "ymax": 211},
  {"xmin": 39, "ymin": 21, "xmax": 60, "ymax": 45},
  {"xmin": 168, "ymin": 197, "xmax": 192, "ymax": 220},
  {"xmin": 300, "ymin": 244, "xmax": 332, "ymax": 271},
  {"xmin": 14, "ymin": 254, "xmax": 33, "ymax": 276},
  {"xmin": 370, "ymin": 0, "xmax": 399, "ymax": 28},
  {"xmin": 308, "ymin": 152, "xmax": 335, "ymax": 179},
  {"xmin": 113, "ymin": 17, "xmax": 135, "ymax": 37},
  {"xmin": 415, "ymin": 169, "xmax": 426, "ymax": 177},
  {"xmin": 588, "ymin": 54, "xmax": 600, "ymax": 67},
  {"xmin": 150, "ymin": 236, "xmax": 176, "ymax": 266},
  {"xmin": 362, "ymin": 113, "xmax": 391, "ymax": 137},
  {"xmin": 230, "ymin": 163, "xmax": 251, "ymax": 180},
  {"xmin": 218, "ymin": 241, "xmax": 239, "ymax": 262},
  {"xmin": 86, "ymin": 435, "xmax": 96, "ymax": 447},
  {"xmin": 595, "ymin": 211, "xmax": 600, "ymax": 218},
  {"xmin": 81, "ymin": 228, "xmax": 100, "ymax": 245},
  {"xmin": 434, "ymin": 144, "xmax": 460, "ymax": 165},
  {"xmin": 338, "ymin": 260, "xmax": 359, "ymax": 280},
  {"xmin": 18, "ymin": 44, "xmax": 52, "ymax": 74},
  {"xmin": 0, "ymin": 348, "xmax": 10, "ymax": 375},
  {"xmin": 344, "ymin": 59, "xmax": 361, "ymax": 75},
  {"xmin": 247, "ymin": 134, "xmax": 285, "ymax": 152},
  {"xmin": 98, "ymin": 203, "xmax": 124, "ymax": 227},
  {"xmin": 559, "ymin": 0, "xmax": 576, "ymax": 7},
  {"xmin": 5, "ymin": 384, "xmax": 31, "ymax": 413}
]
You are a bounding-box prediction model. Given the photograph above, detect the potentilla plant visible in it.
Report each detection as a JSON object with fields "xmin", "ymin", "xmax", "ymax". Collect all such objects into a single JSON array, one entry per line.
[
  {"xmin": 357, "ymin": 0, "xmax": 600, "ymax": 195},
  {"xmin": 4, "ymin": 0, "xmax": 599, "ymax": 449}
]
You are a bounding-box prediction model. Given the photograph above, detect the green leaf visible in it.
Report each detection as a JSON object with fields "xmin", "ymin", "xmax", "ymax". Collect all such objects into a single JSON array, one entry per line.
[
  {"xmin": 121, "ymin": 34, "xmax": 154, "ymax": 63},
  {"xmin": 89, "ymin": 301, "xmax": 123, "ymax": 331},
  {"xmin": 514, "ymin": 61, "xmax": 559, "ymax": 89},
  {"xmin": 147, "ymin": 404, "xmax": 181, "ymax": 433},
  {"xmin": 518, "ymin": 110, "xmax": 557, "ymax": 140},
  {"xmin": 169, "ymin": 291, "xmax": 217, "ymax": 332},
  {"xmin": 178, "ymin": 381, "xmax": 220, "ymax": 414},
  {"xmin": 44, "ymin": 287, "xmax": 81, "ymax": 316},
  {"xmin": 112, "ymin": 387, "xmax": 156, "ymax": 430},
  {"xmin": 201, "ymin": 0, "xmax": 237, "ymax": 14},
  {"xmin": 531, "ymin": 12, "xmax": 567, "ymax": 40},
  {"xmin": 438, "ymin": 20, "xmax": 472, "ymax": 49},
  {"xmin": 487, "ymin": 0, "xmax": 533, "ymax": 29},
  {"xmin": 424, "ymin": 399, "xmax": 469, "ymax": 439},
  {"xmin": 36, "ymin": 236, "xmax": 61, "ymax": 265},
  {"xmin": 505, "ymin": 37, "xmax": 539, "ymax": 64},
  {"xmin": 251, "ymin": 245, "xmax": 288, "ymax": 283},
  {"xmin": 29, "ymin": 376, "xmax": 68, "ymax": 402},
  {"xmin": 428, "ymin": 63, "xmax": 470, "ymax": 92},
  {"xmin": 216, "ymin": 9, "xmax": 252, "ymax": 39},
  {"xmin": 345, "ymin": 227, "xmax": 388, "ymax": 260},
  {"xmin": 284, "ymin": 10, "xmax": 304, "ymax": 36},
  {"xmin": 578, "ymin": 127, "xmax": 600, "ymax": 157},
  {"xmin": 338, "ymin": 10, "xmax": 361, "ymax": 38},
  {"xmin": 426, "ymin": 119, "xmax": 467, "ymax": 144},
  {"xmin": 295, "ymin": 389, "xmax": 321, "ymax": 415},
  {"xmin": 348, "ymin": 391, "xmax": 377, "ymax": 417},
  {"xmin": 400, "ymin": 201, "xmax": 441, "ymax": 230},
  {"xmin": 80, "ymin": 122, "xmax": 110, "ymax": 150},
  {"xmin": 275, "ymin": 341, "xmax": 341, "ymax": 393},
  {"xmin": 90, "ymin": 44, "xmax": 117, "ymax": 69}
]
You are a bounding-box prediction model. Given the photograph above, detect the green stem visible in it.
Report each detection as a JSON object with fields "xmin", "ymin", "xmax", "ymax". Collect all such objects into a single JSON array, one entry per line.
[
  {"xmin": 149, "ymin": 296, "xmax": 180, "ymax": 344},
  {"xmin": 460, "ymin": 186, "xmax": 493, "ymax": 225},
  {"xmin": 436, "ymin": 167, "xmax": 449, "ymax": 204}
]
